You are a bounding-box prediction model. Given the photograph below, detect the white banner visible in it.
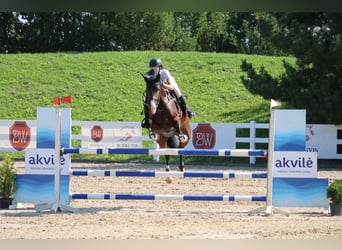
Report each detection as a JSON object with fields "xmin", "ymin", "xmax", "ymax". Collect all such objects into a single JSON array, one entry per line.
[
  {"xmin": 273, "ymin": 151, "xmax": 317, "ymax": 178},
  {"xmin": 306, "ymin": 124, "xmax": 341, "ymax": 159},
  {"xmin": 80, "ymin": 122, "xmax": 142, "ymax": 148}
]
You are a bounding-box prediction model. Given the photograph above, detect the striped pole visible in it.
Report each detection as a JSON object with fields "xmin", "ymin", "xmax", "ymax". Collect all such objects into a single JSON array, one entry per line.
[
  {"xmin": 62, "ymin": 148, "xmax": 267, "ymax": 157},
  {"xmin": 71, "ymin": 193, "xmax": 267, "ymax": 202},
  {"xmin": 70, "ymin": 170, "xmax": 267, "ymax": 179}
]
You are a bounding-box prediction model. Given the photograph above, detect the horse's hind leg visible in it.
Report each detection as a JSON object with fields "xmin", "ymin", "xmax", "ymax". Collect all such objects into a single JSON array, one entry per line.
[
  {"xmin": 158, "ymin": 137, "xmax": 171, "ymax": 171},
  {"xmin": 178, "ymin": 155, "xmax": 184, "ymax": 172}
]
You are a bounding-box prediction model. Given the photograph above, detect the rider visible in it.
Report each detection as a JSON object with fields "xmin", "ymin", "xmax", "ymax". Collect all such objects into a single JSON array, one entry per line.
[{"xmin": 141, "ymin": 58, "xmax": 195, "ymax": 128}]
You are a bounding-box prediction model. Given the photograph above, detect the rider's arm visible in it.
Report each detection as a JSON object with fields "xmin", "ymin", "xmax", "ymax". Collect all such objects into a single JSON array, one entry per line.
[{"xmin": 162, "ymin": 77, "xmax": 175, "ymax": 91}]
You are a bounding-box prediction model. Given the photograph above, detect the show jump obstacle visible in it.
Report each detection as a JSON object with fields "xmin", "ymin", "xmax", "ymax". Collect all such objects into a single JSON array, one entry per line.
[{"xmin": 12, "ymin": 99, "xmax": 329, "ymax": 214}]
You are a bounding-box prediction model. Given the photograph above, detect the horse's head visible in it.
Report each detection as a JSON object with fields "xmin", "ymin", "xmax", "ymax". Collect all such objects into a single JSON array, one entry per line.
[
  {"xmin": 142, "ymin": 73, "xmax": 162, "ymax": 116},
  {"xmin": 142, "ymin": 73, "xmax": 158, "ymax": 85}
]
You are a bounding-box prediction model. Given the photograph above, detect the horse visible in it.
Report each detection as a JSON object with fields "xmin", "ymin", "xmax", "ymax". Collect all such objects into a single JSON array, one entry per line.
[{"xmin": 141, "ymin": 74, "xmax": 191, "ymax": 172}]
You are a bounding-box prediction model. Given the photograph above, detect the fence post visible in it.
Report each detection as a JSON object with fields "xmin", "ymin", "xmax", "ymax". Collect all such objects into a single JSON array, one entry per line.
[
  {"xmin": 249, "ymin": 121, "xmax": 256, "ymax": 164},
  {"xmin": 152, "ymin": 141, "xmax": 159, "ymax": 162}
]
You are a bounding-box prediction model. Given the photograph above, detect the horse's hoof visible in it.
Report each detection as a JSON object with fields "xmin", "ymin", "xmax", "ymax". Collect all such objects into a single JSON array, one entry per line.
[
  {"xmin": 150, "ymin": 134, "xmax": 160, "ymax": 141},
  {"xmin": 179, "ymin": 135, "xmax": 188, "ymax": 143},
  {"xmin": 178, "ymin": 166, "xmax": 184, "ymax": 172},
  {"xmin": 165, "ymin": 167, "xmax": 170, "ymax": 172}
]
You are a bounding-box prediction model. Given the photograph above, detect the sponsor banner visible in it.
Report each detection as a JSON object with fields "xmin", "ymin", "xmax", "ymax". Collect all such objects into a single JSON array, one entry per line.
[
  {"xmin": 36, "ymin": 107, "xmax": 71, "ymax": 149},
  {"xmin": 272, "ymin": 177, "xmax": 328, "ymax": 208},
  {"xmin": 14, "ymin": 174, "xmax": 70, "ymax": 205},
  {"xmin": 273, "ymin": 151, "xmax": 317, "ymax": 178},
  {"xmin": 25, "ymin": 148, "xmax": 70, "ymax": 175},
  {"xmin": 9, "ymin": 121, "xmax": 31, "ymax": 151},
  {"xmin": 15, "ymin": 107, "xmax": 72, "ymax": 206},
  {"xmin": 81, "ymin": 122, "xmax": 142, "ymax": 148},
  {"xmin": 192, "ymin": 123, "xmax": 216, "ymax": 149},
  {"xmin": 274, "ymin": 109, "xmax": 306, "ymax": 151},
  {"xmin": 0, "ymin": 120, "xmax": 36, "ymax": 151},
  {"xmin": 188, "ymin": 123, "xmax": 236, "ymax": 150}
]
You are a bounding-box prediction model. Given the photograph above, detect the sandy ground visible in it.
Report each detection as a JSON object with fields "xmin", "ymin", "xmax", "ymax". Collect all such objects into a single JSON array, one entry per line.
[{"xmin": 0, "ymin": 160, "xmax": 341, "ymax": 239}]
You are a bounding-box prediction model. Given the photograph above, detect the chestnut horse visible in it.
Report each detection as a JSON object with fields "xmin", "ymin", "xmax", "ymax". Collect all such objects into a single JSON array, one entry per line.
[{"xmin": 142, "ymin": 74, "xmax": 191, "ymax": 171}]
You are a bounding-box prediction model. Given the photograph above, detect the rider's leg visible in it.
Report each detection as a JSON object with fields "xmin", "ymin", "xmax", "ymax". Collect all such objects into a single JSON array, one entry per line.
[{"xmin": 178, "ymin": 95, "xmax": 195, "ymax": 118}]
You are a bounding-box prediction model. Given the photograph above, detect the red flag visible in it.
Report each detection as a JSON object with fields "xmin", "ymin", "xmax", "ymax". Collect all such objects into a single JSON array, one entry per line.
[
  {"xmin": 61, "ymin": 95, "xmax": 72, "ymax": 104},
  {"xmin": 51, "ymin": 97, "xmax": 61, "ymax": 105}
]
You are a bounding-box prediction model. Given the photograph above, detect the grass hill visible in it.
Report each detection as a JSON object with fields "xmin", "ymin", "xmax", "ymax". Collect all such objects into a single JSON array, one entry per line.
[
  {"xmin": 0, "ymin": 51, "xmax": 293, "ymax": 123},
  {"xmin": 0, "ymin": 51, "xmax": 294, "ymax": 162}
]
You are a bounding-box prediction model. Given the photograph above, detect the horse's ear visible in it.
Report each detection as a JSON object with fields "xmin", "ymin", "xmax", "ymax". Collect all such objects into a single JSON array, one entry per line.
[
  {"xmin": 141, "ymin": 73, "xmax": 149, "ymax": 82},
  {"xmin": 142, "ymin": 73, "xmax": 158, "ymax": 85}
]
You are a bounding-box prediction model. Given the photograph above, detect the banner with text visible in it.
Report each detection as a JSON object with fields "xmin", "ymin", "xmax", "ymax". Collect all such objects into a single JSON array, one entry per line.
[
  {"xmin": 273, "ymin": 151, "xmax": 317, "ymax": 178},
  {"xmin": 25, "ymin": 148, "xmax": 70, "ymax": 175},
  {"xmin": 14, "ymin": 108, "xmax": 71, "ymax": 205}
]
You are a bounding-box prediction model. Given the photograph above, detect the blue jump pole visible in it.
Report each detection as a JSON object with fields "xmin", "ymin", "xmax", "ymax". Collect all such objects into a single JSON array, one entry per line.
[
  {"xmin": 70, "ymin": 170, "xmax": 267, "ymax": 179},
  {"xmin": 70, "ymin": 193, "xmax": 267, "ymax": 202},
  {"xmin": 62, "ymin": 148, "xmax": 267, "ymax": 157}
]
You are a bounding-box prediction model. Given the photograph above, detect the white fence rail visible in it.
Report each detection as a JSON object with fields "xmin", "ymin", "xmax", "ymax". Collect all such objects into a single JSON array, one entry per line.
[{"xmin": 1, "ymin": 120, "xmax": 341, "ymax": 162}]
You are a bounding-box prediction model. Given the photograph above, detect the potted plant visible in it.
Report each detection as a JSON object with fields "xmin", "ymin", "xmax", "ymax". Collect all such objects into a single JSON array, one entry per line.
[
  {"xmin": 0, "ymin": 155, "xmax": 16, "ymax": 209},
  {"xmin": 326, "ymin": 179, "xmax": 342, "ymax": 216}
]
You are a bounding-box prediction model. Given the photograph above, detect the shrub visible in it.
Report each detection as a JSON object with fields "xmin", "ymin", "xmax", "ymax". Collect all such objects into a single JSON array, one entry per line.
[
  {"xmin": 327, "ymin": 179, "xmax": 342, "ymax": 204},
  {"xmin": 0, "ymin": 155, "xmax": 16, "ymax": 199}
]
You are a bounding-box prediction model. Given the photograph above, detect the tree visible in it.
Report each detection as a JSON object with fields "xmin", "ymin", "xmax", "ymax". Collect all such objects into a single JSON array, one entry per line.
[
  {"xmin": 195, "ymin": 12, "xmax": 227, "ymax": 52},
  {"xmin": 0, "ymin": 12, "xmax": 21, "ymax": 53},
  {"xmin": 241, "ymin": 13, "xmax": 342, "ymax": 124}
]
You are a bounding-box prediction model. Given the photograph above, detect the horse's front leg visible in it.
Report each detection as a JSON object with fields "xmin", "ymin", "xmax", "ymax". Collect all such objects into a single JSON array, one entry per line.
[
  {"xmin": 172, "ymin": 120, "xmax": 188, "ymax": 143},
  {"xmin": 165, "ymin": 155, "xmax": 171, "ymax": 171},
  {"xmin": 178, "ymin": 134, "xmax": 188, "ymax": 143},
  {"xmin": 148, "ymin": 128, "xmax": 160, "ymax": 141}
]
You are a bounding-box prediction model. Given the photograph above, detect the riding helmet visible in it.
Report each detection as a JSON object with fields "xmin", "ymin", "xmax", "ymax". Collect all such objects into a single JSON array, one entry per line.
[{"xmin": 149, "ymin": 58, "xmax": 163, "ymax": 67}]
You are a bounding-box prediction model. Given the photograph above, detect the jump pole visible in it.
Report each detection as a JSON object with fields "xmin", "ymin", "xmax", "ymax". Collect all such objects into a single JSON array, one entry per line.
[
  {"xmin": 61, "ymin": 148, "xmax": 267, "ymax": 157},
  {"xmin": 70, "ymin": 169, "xmax": 267, "ymax": 178},
  {"xmin": 70, "ymin": 193, "xmax": 267, "ymax": 202}
]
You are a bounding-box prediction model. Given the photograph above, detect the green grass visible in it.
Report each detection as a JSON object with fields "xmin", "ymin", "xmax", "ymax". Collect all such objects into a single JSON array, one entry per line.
[{"xmin": 0, "ymin": 51, "xmax": 294, "ymax": 163}]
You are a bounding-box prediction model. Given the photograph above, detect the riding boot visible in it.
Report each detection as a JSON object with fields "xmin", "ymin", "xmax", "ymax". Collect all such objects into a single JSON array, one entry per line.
[{"xmin": 178, "ymin": 96, "xmax": 195, "ymax": 118}]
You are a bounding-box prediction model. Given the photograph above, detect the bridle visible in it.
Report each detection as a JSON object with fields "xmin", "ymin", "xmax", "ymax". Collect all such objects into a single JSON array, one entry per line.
[{"xmin": 148, "ymin": 83, "xmax": 161, "ymax": 108}]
